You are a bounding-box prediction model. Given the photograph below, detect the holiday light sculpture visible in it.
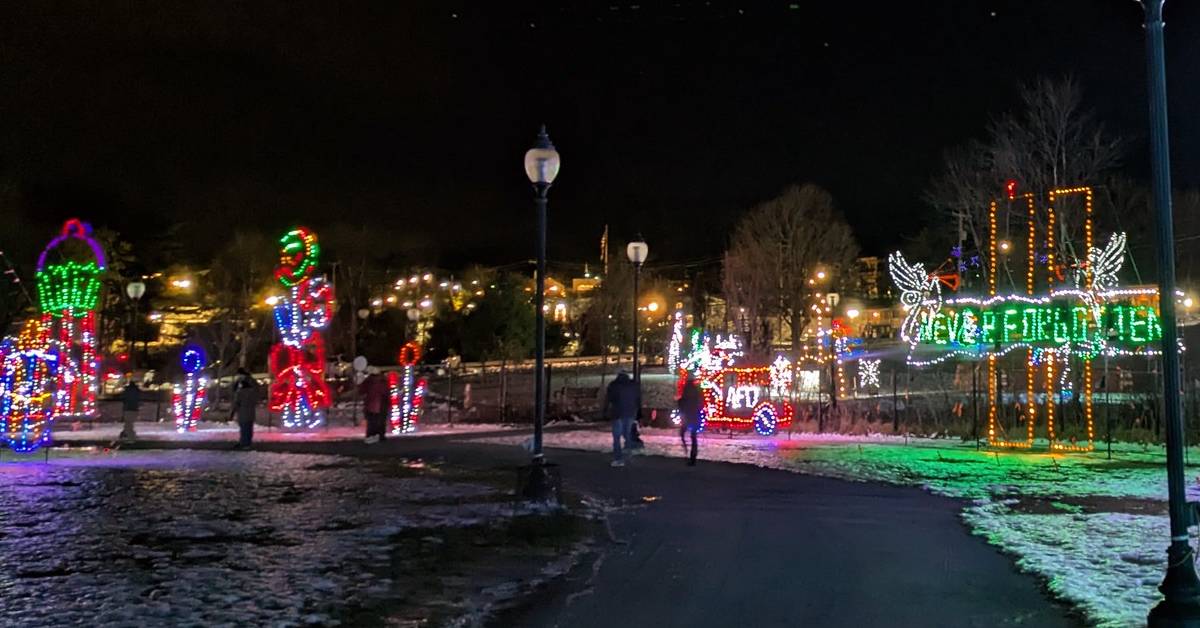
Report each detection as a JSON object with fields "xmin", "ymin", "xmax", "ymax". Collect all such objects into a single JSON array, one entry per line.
[
  {"xmin": 0, "ymin": 319, "xmax": 64, "ymax": 453},
  {"xmin": 667, "ymin": 310, "xmax": 685, "ymax": 371},
  {"xmin": 387, "ymin": 342, "xmax": 426, "ymax": 434},
  {"xmin": 889, "ymin": 185, "xmax": 1167, "ymax": 451},
  {"xmin": 268, "ymin": 227, "xmax": 334, "ymax": 428},
  {"xmin": 673, "ymin": 334, "xmax": 794, "ymax": 436},
  {"xmin": 859, "ymin": 359, "xmax": 881, "ymax": 389},
  {"xmin": 35, "ymin": 219, "xmax": 104, "ymax": 417},
  {"xmin": 172, "ymin": 345, "xmax": 209, "ymax": 432}
]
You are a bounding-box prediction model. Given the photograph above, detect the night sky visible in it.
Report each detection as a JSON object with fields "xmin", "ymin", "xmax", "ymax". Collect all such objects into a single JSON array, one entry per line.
[{"xmin": 1, "ymin": 1, "xmax": 1198, "ymax": 269}]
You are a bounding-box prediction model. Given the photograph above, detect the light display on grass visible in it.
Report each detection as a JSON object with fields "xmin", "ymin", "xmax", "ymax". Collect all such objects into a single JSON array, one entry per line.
[
  {"xmin": 268, "ymin": 227, "xmax": 334, "ymax": 429},
  {"xmin": 0, "ymin": 320, "xmax": 65, "ymax": 453},
  {"xmin": 889, "ymin": 185, "xmax": 1165, "ymax": 451},
  {"xmin": 387, "ymin": 342, "xmax": 426, "ymax": 434},
  {"xmin": 35, "ymin": 219, "xmax": 104, "ymax": 417},
  {"xmin": 172, "ymin": 345, "xmax": 208, "ymax": 433}
]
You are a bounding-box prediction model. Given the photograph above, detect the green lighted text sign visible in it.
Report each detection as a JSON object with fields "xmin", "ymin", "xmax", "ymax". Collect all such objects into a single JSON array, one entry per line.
[{"xmin": 916, "ymin": 301, "xmax": 1161, "ymax": 347}]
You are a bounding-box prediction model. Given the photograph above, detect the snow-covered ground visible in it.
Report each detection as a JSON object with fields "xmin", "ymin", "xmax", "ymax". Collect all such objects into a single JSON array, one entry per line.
[
  {"xmin": 469, "ymin": 425, "xmax": 1190, "ymax": 627},
  {"xmin": 0, "ymin": 448, "xmax": 561, "ymax": 626}
]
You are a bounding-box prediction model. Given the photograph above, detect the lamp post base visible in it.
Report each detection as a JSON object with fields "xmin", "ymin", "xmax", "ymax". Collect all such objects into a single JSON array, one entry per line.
[
  {"xmin": 518, "ymin": 457, "xmax": 560, "ymax": 503},
  {"xmin": 1149, "ymin": 600, "xmax": 1200, "ymax": 628},
  {"xmin": 1150, "ymin": 553, "xmax": 1200, "ymax": 628}
]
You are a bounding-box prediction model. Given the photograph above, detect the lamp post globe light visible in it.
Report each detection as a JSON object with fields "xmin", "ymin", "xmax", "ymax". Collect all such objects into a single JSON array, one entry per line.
[
  {"xmin": 522, "ymin": 125, "xmax": 559, "ymax": 501},
  {"xmin": 626, "ymin": 238, "xmax": 648, "ymax": 383},
  {"xmin": 126, "ymin": 280, "xmax": 146, "ymax": 369},
  {"xmin": 406, "ymin": 307, "xmax": 422, "ymax": 343}
]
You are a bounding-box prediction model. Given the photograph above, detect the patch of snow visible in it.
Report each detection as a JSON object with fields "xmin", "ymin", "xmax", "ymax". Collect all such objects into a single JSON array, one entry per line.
[{"xmin": 0, "ymin": 449, "xmax": 523, "ymax": 626}]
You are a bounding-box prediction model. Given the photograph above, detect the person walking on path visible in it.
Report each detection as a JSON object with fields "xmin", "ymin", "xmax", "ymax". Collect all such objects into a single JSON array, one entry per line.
[
  {"xmin": 678, "ymin": 372, "xmax": 702, "ymax": 466},
  {"xmin": 230, "ymin": 368, "xmax": 260, "ymax": 450},
  {"xmin": 359, "ymin": 367, "xmax": 389, "ymax": 444},
  {"xmin": 604, "ymin": 369, "xmax": 641, "ymax": 467}
]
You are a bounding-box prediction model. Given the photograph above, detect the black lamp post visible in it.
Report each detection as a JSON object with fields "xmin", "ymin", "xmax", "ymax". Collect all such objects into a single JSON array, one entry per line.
[
  {"xmin": 1141, "ymin": 1, "xmax": 1200, "ymax": 625},
  {"xmin": 406, "ymin": 307, "xmax": 421, "ymax": 343},
  {"xmin": 126, "ymin": 280, "xmax": 146, "ymax": 369},
  {"xmin": 522, "ymin": 125, "xmax": 560, "ymax": 499},
  {"xmin": 626, "ymin": 238, "xmax": 648, "ymax": 383}
]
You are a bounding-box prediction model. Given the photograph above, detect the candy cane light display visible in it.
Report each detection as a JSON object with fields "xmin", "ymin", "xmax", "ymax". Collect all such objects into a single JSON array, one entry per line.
[
  {"xmin": 268, "ymin": 227, "xmax": 334, "ymax": 428},
  {"xmin": 0, "ymin": 319, "xmax": 65, "ymax": 453},
  {"xmin": 173, "ymin": 345, "xmax": 208, "ymax": 432},
  {"xmin": 35, "ymin": 219, "xmax": 104, "ymax": 417},
  {"xmin": 387, "ymin": 341, "xmax": 426, "ymax": 434}
]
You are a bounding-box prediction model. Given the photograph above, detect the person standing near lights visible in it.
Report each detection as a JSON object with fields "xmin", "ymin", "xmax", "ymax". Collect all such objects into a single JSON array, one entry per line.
[
  {"xmin": 359, "ymin": 366, "xmax": 389, "ymax": 444},
  {"xmin": 678, "ymin": 372, "xmax": 702, "ymax": 466},
  {"xmin": 605, "ymin": 369, "xmax": 641, "ymax": 467},
  {"xmin": 230, "ymin": 368, "xmax": 260, "ymax": 450}
]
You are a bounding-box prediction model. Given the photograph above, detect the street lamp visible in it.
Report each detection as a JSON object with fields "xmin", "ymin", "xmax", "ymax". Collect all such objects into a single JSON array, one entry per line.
[
  {"xmin": 627, "ymin": 237, "xmax": 648, "ymax": 383},
  {"xmin": 351, "ymin": 307, "xmax": 370, "ymax": 365},
  {"xmin": 1141, "ymin": 1, "xmax": 1200, "ymax": 625},
  {"xmin": 126, "ymin": 280, "xmax": 146, "ymax": 369},
  {"xmin": 523, "ymin": 125, "xmax": 560, "ymax": 498},
  {"xmin": 407, "ymin": 307, "xmax": 421, "ymax": 343}
]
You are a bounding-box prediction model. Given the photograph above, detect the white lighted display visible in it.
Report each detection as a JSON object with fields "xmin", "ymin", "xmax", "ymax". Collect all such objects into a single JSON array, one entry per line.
[{"xmin": 725, "ymin": 385, "xmax": 761, "ymax": 410}]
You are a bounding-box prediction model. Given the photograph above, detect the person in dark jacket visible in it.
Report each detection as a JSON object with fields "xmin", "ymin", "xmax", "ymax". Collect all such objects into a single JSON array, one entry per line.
[
  {"xmin": 604, "ymin": 370, "xmax": 641, "ymax": 466},
  {"xmin": 230, "ymin": 368, "xmax": 259, "ymax": 450},
  {"xmin": 359, "ymin": 367, "xmax": 389, "ymax": 444},
  {"xmin": 678, "ymin": 373, "xmax": 703, "ymax": 466},
  {"xmin": 119, "ymin": 378, "xmax": 141, "ymax": 441}
]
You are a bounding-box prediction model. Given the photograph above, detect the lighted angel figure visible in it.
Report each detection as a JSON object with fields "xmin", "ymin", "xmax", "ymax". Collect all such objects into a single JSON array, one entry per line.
[
  {"xmin": 1087, "ymin": 232, "xmax": 1126, "ymax": 294},
  {"xmin": 888, "ymin": 251, "xmax": 940, "ymax": 342}
]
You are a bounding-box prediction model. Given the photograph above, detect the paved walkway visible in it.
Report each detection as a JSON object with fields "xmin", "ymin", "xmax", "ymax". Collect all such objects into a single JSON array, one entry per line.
[{"xmin": 58, "ymin": 427, "xmax": 1080, "ymax": 628}]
